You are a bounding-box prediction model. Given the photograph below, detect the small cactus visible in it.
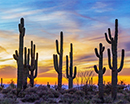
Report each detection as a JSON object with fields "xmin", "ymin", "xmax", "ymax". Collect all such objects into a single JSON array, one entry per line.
[
  {"xmin": 1, "ymin": 78, "xmax": 4, "ymax": 88},
  {"xmin": 47, "ymin": 82, "xmax": 50, "ymax": 88}
]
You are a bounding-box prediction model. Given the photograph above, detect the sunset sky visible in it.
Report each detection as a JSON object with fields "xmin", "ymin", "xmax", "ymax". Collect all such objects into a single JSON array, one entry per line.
[{"xmin": 0, "ymin": 0, "xmax": 130, "ymax": 85}]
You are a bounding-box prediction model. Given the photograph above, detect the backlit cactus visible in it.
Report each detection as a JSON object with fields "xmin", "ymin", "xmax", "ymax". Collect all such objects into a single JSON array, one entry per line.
[
  {"xmin": 94, "ymin": 43, "xmax": 106, "ymax": 102},
  {"xmin": 13, "ymin": 18, "xmax": 25, "ymax": 93},
  {"xmin": 66, "ymin": 43, "xmax": 77, "ymax": 89},
  {"xmin": 53, "ymin": 32, "xmax": 63, "ymax": 90},
  {"xmin": 105, "ymin": 19, "xmax": 125, "ymax": 100},
  {"xmin": 27, "ymin": 41, "xmax": 38, "ymax": 87}
]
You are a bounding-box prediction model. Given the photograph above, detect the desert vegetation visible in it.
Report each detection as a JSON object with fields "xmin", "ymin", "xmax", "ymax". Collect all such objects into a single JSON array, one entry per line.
[{"xmin": 0, "ymin": 18, "xmax": 129, "ymax": 104}]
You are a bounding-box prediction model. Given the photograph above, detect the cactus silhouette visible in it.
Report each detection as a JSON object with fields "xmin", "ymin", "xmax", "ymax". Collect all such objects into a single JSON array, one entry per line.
[
  {"xmin": 105, "ymin": 19, "xmax": 125, "ymax": 100},
  {"xmin": 94, "ymin": 43, "xmax": 106, "ymax": 102},
  {"xmin": 53, "ymin": 32, "xmax": 63, "ymax": 90},
  {"xmin": 1, "ymin": 78, "xmax": 4, "ymax": 88},
  {"xmin": 27, "ymin": 41, "xmax": 38, "ymax": 87},
  {"xmin": 66, "ymin": 43, "xmax": 77, "ymax": 89},
  {"xmin": 13, "ymin": 18, "xmax": 25, "ymax": 93},
  {"xmin": 23, "ymin": 47, "xmax": 30, "ymax": 89}
]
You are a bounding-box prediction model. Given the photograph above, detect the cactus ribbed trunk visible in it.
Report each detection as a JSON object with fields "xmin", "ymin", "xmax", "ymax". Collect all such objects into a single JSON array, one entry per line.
[
  {"xmin": 66, "ymin": 43, "xmax": 77, "ymax": 89},
  {"xmin": 105, "ymin": 19, "xmax": 125, "ymax": 100},
  {"xmin": 94, "ymin": 43, "xmax": 106, "ymax": 102}
]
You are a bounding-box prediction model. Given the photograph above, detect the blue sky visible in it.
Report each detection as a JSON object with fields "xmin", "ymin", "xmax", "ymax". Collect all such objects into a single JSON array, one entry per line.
[{"xmin": 0, "ymin": 0, "xmax": 130, "ymax": 84}]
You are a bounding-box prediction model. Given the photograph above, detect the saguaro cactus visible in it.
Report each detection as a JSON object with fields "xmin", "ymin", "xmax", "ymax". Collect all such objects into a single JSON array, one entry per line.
[
  {"xmin": 53, "ymin": 32, "xmax": 63, "ymax": 90},
  {"xmin": 28, "ymin": 41, "xmax": 38, "ymax": 87},
  {"xmin": 66, "ymin": 43, "xmax": 77, "ymax": 89},
  {"xmin": 23, "ymin": 47, "xmax": 30, "ymax": 89},
  {"xmin": 94, "ymin": 43, "xmax": 106, "ymax": 102},
  {"xmin": 105, "ymin": 19, "xmax": 125, "ymax": 100},
  {"xmin": 13, "ymin": 18, "xmax": 25, "ymax": 92}
]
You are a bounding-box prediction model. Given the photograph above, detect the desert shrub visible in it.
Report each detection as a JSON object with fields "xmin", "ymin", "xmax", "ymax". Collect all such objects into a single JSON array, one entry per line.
[
  {"xmin": 60, "ymin": 93, "xmax": 75, "ymax": 103},
  {"xmin": 0, "ymin": 98, "xmax": 18, "ymax": 104},
  {"xmin": 72, "ymin": 99, "xmax": 91, "ymax": 104},
  {"xmin": 73, "ymin": 90, "xmax": 85, "ymax": 97},
  {"xmin": 1, "ymin": 87, "xmax": 12, "ymax": 94},
  {"xmin": 59, "ymin": 88, "xmax": 67, "ymax": 94},
  {"xmin": 104, "ymin": 84, "xmax": 112, "ymax": 95},
  {"xmin": 18, "ymin": 90, "xmax": 26, "ymax": 98},
  {"xmin": 34, "ymin": 98, "xmax": 44, "ymax": 104},
  {"xmin": 3, "ymin": 93, "xmax": 17, "ymax": 101},
  {"xmin": 117, "ymin": 85, "xmax": 126, "ymax": 93},
  {"xmin": 117, "ymin": 93, "xmax": 125, "ymax": 99},
  {"xmin": 104, "ymin": 95, "xmax": 113, "ymax": 103},
  {"xmin": 8, "ymin": 79, "xmax": 16, "ymax": 89},
  {"xmin": 37, "ymin": 85, "xmax": 49, "ymax": 91},
  {"xmin": 66, "ymin": 88, "xmax": 78, "ymax": 94},
  {"xmin": 49, "ymin": 88, "xmax": 60, "ymax": 98},
  {"xmin": 124, "ymin": 93, "xmax": 130, "ymax": 102},
  {"xmin": 25, "ymin": 87, "xmax": 37, "ymax": 94},
  {"xmin": 91, "ymin": 97, "xmax": 102, "ymax": 104},
  {"xmin": 80, "ymin": 85, "xmax": 97, "ymax": 95},
  {"xmin": 21, "ymin": 93, "xmax": 40, "ymax": 102},
  {"xmin": 0, "ymin": 86, "xmax": 3, "ymax": 91}
]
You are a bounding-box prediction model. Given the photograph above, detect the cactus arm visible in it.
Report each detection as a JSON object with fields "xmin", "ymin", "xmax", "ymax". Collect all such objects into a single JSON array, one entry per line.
[
  {"xmin": 105, "ymin": 33, "xmax": 111, "ymax": 44},
  {"xmin": 18, "ymin": 18, "xmax": 25, "ymax": 37},
  {"xmin": 27, "ymin": 49, "xmax": 30, "ymax": 65},
  {"xmin": 72, "ymin": 66, "xmax": 77, "ymax": 79},
  {"xmin": 53, "ymin": 54, "xmax": 59, "ymax": 74},
  {"xmin": 117, "ymin": 49, "xmax": 125, "ymax": 72},
  {"xmin": 13, "ymin": 50, "xmax": 19, "ymax": 61},
  {"xmin": 56, "ymin": 40, "xmax": 60, "ymax": 54},
  {"xmin": 115, "ymin": 19, "xmax": 118, "ymax": 40},
  {"xmin": 30, "ymin": 41, "xmax": 35, "ymax": 70},
  {"xmin": 66, "ymin": 55, "xmax": 69, "ymax": 78},
  {"xmin": 95, "ymin": 48, "xmax": 100, "ymax": 58},
  {"xmin": 70, "ymin": 43, "xmax": 73, "ymax": 77},
  {"xmin": 34, "ymin": 54, "xmax": 38, "ymax": 78},
  {"xmin": 102, "ymin": 46, "xmax": 105, "ymax": 53},
  {"xmin": 108, "ymin": 28, "xmax": 112, "ymax": 40},
  {"xmin": 108, "ymin": 49, "xmax": 113, "ymax": 70},
  {"xmin": 94, "ymin": 65, "xmax": 99, "ymax": 74},
  {"xmin": 103, "ymin": 67, "xmax": 106, "ymax": 74},
  {"xmin": 60, "ymin": 31, "xmax": 63, "ymax": 53}
]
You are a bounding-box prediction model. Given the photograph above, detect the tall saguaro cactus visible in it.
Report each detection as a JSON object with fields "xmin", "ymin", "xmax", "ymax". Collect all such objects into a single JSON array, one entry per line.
[
  {"xmin": 94, "ymin": 43, "xmax": 106, "ymax": 102},
  {"xmin": 105, "ymin": 19, "xmax": 125, "ymax": 100},
  {"xmin": 53, "ymin": 32, "xmax": 63, "ymax": 90},
  {"xmin": 13, "ymin": 18, "xmax": 25, "ymax": 92},
  {"xmin": 66, "ymin": 43, "xmax": 77, "ymax": 89},
  {"xmin": 28, "ymin": 41, "xmax": 38, "ymax": 87}
]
